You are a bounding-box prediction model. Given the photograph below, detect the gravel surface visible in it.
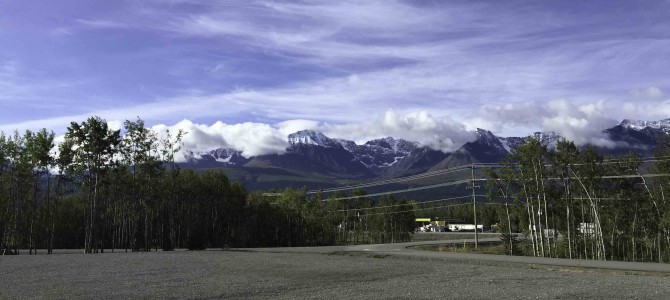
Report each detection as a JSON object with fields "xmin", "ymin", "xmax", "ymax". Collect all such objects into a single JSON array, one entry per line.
[{"xmin": 2, "ymin": 248, "xmax": 670, "ymax": 299}]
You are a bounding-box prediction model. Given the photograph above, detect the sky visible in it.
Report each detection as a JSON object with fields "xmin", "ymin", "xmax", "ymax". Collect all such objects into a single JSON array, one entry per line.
[{"xmin": 1, "ymin": 0, "xmax": 670, "ymax": 158}]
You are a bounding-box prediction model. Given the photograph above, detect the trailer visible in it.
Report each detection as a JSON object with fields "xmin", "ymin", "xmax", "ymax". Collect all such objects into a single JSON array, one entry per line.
[{"xmin": 447, "ymin": 224, "xmax": 484, "ymax": 232}]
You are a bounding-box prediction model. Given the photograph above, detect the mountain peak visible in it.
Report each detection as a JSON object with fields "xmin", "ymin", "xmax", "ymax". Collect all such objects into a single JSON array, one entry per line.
[
  {"xmin": 364, "ymin": 137, "xmax": 394, "ymax": 148},
  {"xmin": 533, "ymin": 131, "xmax": 560, "ymax": 139},
  {"xmin": 287, "ymin": 130, "xmax": 339, "ymax": 147},
  {"xmin": 364, "ymin": 137, "xmax": 419, "ymax": 153},
  {"xmin": 475, "ymin": 128, "xmax": 496, "ymax": 140},
  {"xmin": 471, "ymin": 128, "xmax": 507, "ymax": 153},
  {"xmin": 620, "ymin": 118, "xmax": 670, "ymax": 131}
]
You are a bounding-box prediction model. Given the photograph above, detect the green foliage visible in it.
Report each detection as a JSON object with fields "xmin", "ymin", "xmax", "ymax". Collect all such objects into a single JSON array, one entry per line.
[
  {"xmin": 0, "ymin": 116, "xmax": 419, "ymax": 252},
  {"xmin": 7, "ymin": 115, "xmax": 670, "ymax": 263},
  {"xmin": 486, "ymin": 134, "xmax": 670, "ymax": 262}
]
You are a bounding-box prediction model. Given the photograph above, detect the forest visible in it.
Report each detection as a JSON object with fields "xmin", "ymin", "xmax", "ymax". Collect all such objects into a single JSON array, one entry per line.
[
  {"xmin": 0, "ymin": 116, "xmax": 415, "ymax": 254},
  {"xmin": 3, "ymin": 115, "xmax": 670, "ymax": 264},
  {"xmin": 482, "ymin": 137, "xmax": 670, "ymax": 262},
  {"xmin": 386, "ymin": 136, "xmax": 670, "ymax": 263}
]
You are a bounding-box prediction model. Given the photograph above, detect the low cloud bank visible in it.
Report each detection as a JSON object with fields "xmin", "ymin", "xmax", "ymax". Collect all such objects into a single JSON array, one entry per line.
[
  {"xmin": 320, "ymin": 110, "xmax": 475, "ymax": 152},
  {"xmin": 48, "ymin": 98, "xmax": 660, "ymax": 164},
  {"xmin": 147, "ymin": 110, "xmax": 476, "ymax": 162},
  {"xmin": 152, "ymin": 120, "xmax": 289, "ymax": 161},
  {"xmin": 477, "ymin": 99, "xmax": 620, "ymax": 148}
]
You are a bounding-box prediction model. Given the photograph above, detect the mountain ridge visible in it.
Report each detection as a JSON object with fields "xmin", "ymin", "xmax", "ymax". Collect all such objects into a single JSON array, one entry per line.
[{"xmin": 181, "ymin": 118, "xmax": 669, "ymax": 189}]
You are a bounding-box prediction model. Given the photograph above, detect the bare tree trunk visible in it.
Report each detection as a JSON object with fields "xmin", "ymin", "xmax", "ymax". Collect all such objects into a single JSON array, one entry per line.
[
  {"xmin": 543, "ymin": 193, "xmax": 551, "ymax": 257},
  {"xmin": 520, "ymin": 169, "xmax": 538, "ymax": 256},
  {"xmin": 506, "ymin": 202, "xmax": 513, "ymax": 255},
  {"xmin": 531, "ymin": 161, "xmax": 545, "ymax": 257},
  {"xmin": 565, "ymin": 183, "xmax": 572, "ymax": 259},
  {"xmin": 526, "ymin": 202, "xmax": 537, "ymax": 256}
]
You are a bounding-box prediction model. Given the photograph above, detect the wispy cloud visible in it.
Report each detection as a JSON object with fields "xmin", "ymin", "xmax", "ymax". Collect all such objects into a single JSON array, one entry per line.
[
  {"xmin": 76, "ymin": 19, "xmax": 131, "ymax": 29},
  {"xmin": 2, "ymin": 0, "xmax": 670, "ymax": 147}
]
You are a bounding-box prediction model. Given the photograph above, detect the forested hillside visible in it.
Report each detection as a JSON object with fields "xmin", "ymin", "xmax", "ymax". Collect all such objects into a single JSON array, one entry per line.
[{"xmin": 0, "ymin": 117, "xmax": 415, "ymax": 254}]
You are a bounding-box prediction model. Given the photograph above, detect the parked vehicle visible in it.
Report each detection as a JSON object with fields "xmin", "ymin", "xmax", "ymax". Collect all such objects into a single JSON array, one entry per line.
[{"xmin": 447, "ymin": 224, "xmax": 483, "ymax": 232}]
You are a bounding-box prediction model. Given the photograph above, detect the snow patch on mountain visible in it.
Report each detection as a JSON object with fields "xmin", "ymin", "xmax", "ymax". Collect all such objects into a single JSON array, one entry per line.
[
  {"xmin": 215, "ymin": 156, "xmax": 232, "ymax": 163},
  {"xmin": 499, "ymin": 137, "xmax": 523, "ymax": 153},
  {"xmin": 533, "ymin": 131, "xmax": 561, "ymax": 149},
  {"xmin": 335, "ymin": 138, "xmax": 358, "ymax": 152},
  {"xmin": 620, "ymin": 118, "xmax": 670, "ymax": 132},
  {"xmin": 288, "ymin": 130, "xmax": 340, "ymax": 147},
  {"xmin": 497, "ymin": 131, "xmax": 562, "ymax": 152},
  {"xmin": 182, "ymin": 147, "xmax": 247, "ymax": 165},
  {"xmin": 475, "ymin": 128, "xmax": 508, "ymax": 152},
  {"xmin": 352, "ymin": 137, "xmax": 420, "ymax": 169}
]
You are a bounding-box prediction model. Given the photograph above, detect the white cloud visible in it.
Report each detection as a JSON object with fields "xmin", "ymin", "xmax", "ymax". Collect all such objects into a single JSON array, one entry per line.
[
  {"xmin": 543, "ymin": 100, "xmax": 618, "ymax": 148},
  {"xmin": 622, "ymin": 102, "xmax": 636, "ymax": 113},
  {"xmin": 320, "ymin": 109, "xmax": 475, "ymax": 152},
  {"xmin": 152, "ymin": 120, "xmax": 288, "ymax": 162},
  {"xmin": 5, "ymin": 1, "xmax": 670, "ymax": 154},
  {"xmin": 151, "ymin": 119, "xmax": 288, "ymax": 161},
  {"xmin": 276, "ymin": 119, "xmax": 320, "ymax": 137},
  {"xmin": 76, "ymin": 19, "xmax": 131, "ymax": 29},
  {"xmin": 646, "ymin": 87, "xmax": 664, "ymax": 99},
  {"xmin": 631, "ymin": 86, "xmax": 664, "ymax": 100},
  {"xmin": 461, "ymin": 117, "xmax": 495, "ymax": 133},
  {"xmin": 142, "ymin": 110, "xmax": 475, "ymax": 163},
  {"xmin": 478, "ymin": 99, "xmax": 620, "ymax": 147}
]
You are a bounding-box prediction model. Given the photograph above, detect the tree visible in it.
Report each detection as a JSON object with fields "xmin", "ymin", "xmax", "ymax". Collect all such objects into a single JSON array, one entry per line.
[
  {"xmin": 24, "ymin": 129, "xmax": 55, "ymax": 254},
  {"xmin": 121, "ymin": 117, "xmax": 160, "ymax": 251},
  {"xmin": 64, "ymin": 116, "xmax": 121, "ymax": 253},
  {"xmin": 552, "ymin": 139, "xmax": 579, "ymax": 259}
]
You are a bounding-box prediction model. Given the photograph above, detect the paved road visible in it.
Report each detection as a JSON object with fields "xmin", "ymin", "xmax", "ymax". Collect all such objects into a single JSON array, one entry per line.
[{"xmin": 240, "ymin": 236, "xmax": 670, "ymax": 274}]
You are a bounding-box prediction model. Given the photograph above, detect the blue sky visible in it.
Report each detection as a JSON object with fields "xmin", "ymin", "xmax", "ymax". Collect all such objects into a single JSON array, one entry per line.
[{"xmin": 1, "ymin": 0, "xmax": 669, "ymax": 156}]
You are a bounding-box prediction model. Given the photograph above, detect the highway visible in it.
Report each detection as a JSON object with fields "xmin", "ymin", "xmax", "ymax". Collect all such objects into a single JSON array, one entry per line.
[{"xmin": 239, "ymin": 234, "xmax": 670, "ymax": 274}]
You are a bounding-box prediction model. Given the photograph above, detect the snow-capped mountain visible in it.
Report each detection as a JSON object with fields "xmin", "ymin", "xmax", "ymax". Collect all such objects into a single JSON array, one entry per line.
[
  {"xmin": 206, "ymin": 148, "xmax": 247, "ymax": 164},
  {"xmin": 475, "ymin": 128, "xmax": 508, "ymax": 153},
  {"xmin": 233, "ymin": 130, "xmax": 371, "ymax": 177},
  {"xmin": 180, "ymin": 118, "xmax": 670, "ymax": 190},
  {"xmin": 533, "ymin": 131, "xmax": 562, "ymax": 149},
  {"xmin": 620, "ymin": 118, "xmax": 670, "ymax": 133},
  {"xmin": 343, "ymin": 137, "xmax": 420, "ymax": 173},
  {"xmin": 429, "ymin": 128, "xmax": 508, "ymax": 171},
  {"xmin": 499, "ymin": 131, "xmax": 562, "ymax": 152},
  {"xmin": 603, "ymin": 119, "xmax": 667, "ymax": 155},
  {"xmin": 182, "ymin": 147, "xmax": 249, "ymax": 168},
  {"xmin": 285, "ymin": 131, "xmax": 432, "ymax": 174},
  {"xmin": 284, "ymin": 131, "xmax": 440, "ymax": 176},
  {"xmin": 288, "ymin": 130, "xmax": 341, "ymax": 147},
  {"xmin": 498, "ymin": 136, "xmax": 523, "ymax": 153}
]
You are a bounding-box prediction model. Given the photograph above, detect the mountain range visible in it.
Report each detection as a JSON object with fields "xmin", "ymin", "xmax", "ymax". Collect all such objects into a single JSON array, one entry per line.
[{"xmin": 179, "ymin": 118, "xmax": 670, "ymax": 191}]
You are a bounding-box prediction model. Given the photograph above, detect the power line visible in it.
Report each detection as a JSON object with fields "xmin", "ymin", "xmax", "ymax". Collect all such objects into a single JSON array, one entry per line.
[
  {"xmin": 307, "ymin": 165, "xmax": 472, "ymax": 194},
  {"xmin": 356, "ymin": 202, "xmax": 505, "ymax": 217},
  {"xmin": 264, "ymin": 157, "xmax": 670, "ymax": 198},
  {"xmin": 320, "ymin": 179, "xmax": 471, "ymax": 202},
  {"xmin": 332, "ymin": 195, "xmax": 479, "ymax": 212},
  {"xmin": 481, "ymin": 173, "xmax": 670, "ymax": 183},
  {"xmin": 309, "ymin": 157, "xmax": 670, "ymax": 195}
]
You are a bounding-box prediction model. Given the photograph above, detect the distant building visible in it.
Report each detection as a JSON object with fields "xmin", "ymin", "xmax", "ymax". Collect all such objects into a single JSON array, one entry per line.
[
  {"xmin": 579, "ymin": 223, "xmax": 596, "ymax": 236},
  {"xmin": 529, "ymin": 224, "xmax": 557, "ymax": 238}
]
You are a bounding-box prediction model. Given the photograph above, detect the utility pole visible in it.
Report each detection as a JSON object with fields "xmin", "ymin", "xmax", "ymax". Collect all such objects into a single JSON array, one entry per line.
[{"xmin": 467, "ymin": 164, "xmax": 480, "ymax": 249}]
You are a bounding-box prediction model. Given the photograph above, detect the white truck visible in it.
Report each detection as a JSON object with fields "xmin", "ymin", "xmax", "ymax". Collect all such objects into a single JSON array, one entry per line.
[{"xmin": 447, "ymin": 224, "xmax": 483, "ymax": 232}]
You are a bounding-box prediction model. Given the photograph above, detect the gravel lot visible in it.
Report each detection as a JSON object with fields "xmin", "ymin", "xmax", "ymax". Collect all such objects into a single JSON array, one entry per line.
[{"xmin": 2, "ymin": 248, "xmax": 670, "ymax": 299}]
